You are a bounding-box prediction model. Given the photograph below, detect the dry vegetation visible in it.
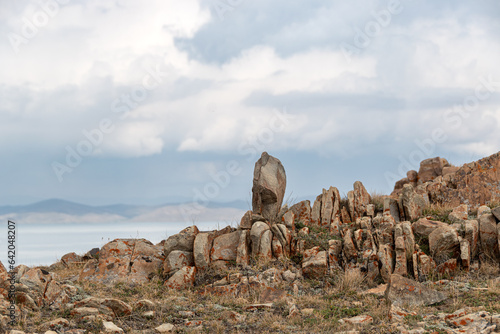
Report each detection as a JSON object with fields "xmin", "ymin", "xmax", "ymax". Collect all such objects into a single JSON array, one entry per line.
[{"xmin": 9, "ymin": 255, "xmax": 500, "ymax": 334}]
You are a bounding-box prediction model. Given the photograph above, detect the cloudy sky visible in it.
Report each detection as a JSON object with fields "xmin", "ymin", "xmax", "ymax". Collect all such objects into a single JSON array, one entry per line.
[{"xmin": 1, "ymin": 0, "xmax": 499, "ymax": 207}]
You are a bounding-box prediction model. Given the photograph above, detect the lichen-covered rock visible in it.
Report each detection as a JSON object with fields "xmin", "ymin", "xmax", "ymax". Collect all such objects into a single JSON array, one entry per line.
[
  {"xmin": 165, "ymin": 266, "xmax": 196, "ymax": 290},
  {"xmin": 250, "ymin": 221, "xmax": 270, "ymax": 258},
  {"xmin": 449, "ymin": 204, "xmax": 468, "ymax": 221},
  {"xmin": 385, "ymin": 274, "xmax": 447, "ymax": 307},
  {"xmin": 252, "ymin": 152, "xmax": 287, "ymax": 223},
  {"xmin": 353, "ymin": 181, "xmax": 371, "ymax": 220},
  {"xmin": 479, "ymin": 213, "xmax": 500, "ymax": 260},
  {"xmin": 163, "ymin": 251, "xmax": 194, "ymax": 275},
  {"xmin": 320, "ymin": 186, "xmax": 340, "ymax": 226},
  {"xmin": 211, "ymin": 231, "xmax": 240, "ymax": 262},
  {"xmin": 418, "ymin": 157, "xmax": 448, "ymax": 183},
  {"xmin": 302, "ymin": 250, "xmax": 327, "ymax": 278},
  {"xmin": 429, "ymin": 226, "xmax": 460, "ymax": 264},
  {"xmin": 164, "ymin": 226, "xmax": 199, "ymax": 257},
  {"xmin": 412, "ymin": 218, "xmax": 448, "ymax": 237},
  {"xmin": 79, "ymin": 239, "xmax": 164, "ymax": 284},
  {"xmin": 289, "ymin": 200, "xmax": 311, "ymax": 225},
  {"xmin": 401, "ymin": 184, "xmax": 428, "ymax": 221}
]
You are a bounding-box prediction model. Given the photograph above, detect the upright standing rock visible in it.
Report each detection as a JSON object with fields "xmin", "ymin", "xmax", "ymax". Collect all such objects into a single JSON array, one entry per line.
[
  {"xmin": 252, "ymin": 152, "xmax": 287, "ymax": 223},
  {"xmin": 353, "ymin": 181, "xmax": 371, "ymax": 220}
]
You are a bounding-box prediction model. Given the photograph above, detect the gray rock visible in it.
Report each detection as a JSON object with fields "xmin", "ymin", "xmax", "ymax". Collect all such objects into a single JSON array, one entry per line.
[
  {"xmin": 385, "ymin": 274, "xmax": 447, "ymax": 307},
  {"xmin": 252, "ymin": 152, "xmax": 287, "ymax": 223}
]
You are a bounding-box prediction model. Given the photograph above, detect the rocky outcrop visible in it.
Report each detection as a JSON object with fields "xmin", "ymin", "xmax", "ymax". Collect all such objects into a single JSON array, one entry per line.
[
  {"xmin": 252, "ymin": 152, "xmax": 286, "ymax": 223},
  {"xmin": 79, "ymin": 238, "xmax": 164, "ymax": 284}
]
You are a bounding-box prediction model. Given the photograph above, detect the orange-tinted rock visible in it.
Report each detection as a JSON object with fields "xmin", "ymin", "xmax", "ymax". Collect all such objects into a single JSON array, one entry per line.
[
  {"xmin": 271, "ymin": 224, "xmax": 291, "ymax": 256},
  {"xmin": 394, "ymin": 236, "xmax": 407, "ymax": 276},
  {"xmin": 401, "ymin": 184, "xmax": 428, "ymax": 221},
  {"xmin": 61, "ymin": 252, "xmax": 82, "ymax": 266},
  {"xmin": 378, "ymin": 244, "xmax": 394, "ymax": 283},
  {"xmin": 164, "ymin": 226, "xmax": 199, "ymax": 257},
  {"xmin": 271, "ymin": 236, "xmax": 284, "ymax": 259},
  {"xmin": 341, "ymin": 206, "xmax": 352, "ymax": 225},
  {"xmin": 165, "ymin": 266, "xmax": 196, "ymax": 290},
  {"xmin": 79, "ymin": 239, "xmax": 163, "ymax": 284},
  {"xmin": 163, "ymin": 251, "xmax": 194, "ymax": 275},
  {"xmin": 289, "ymin": 200, "xmax": 311, "ymax": 225},
  {"xmin": 320, "ymin": 186, "xmax": 340, "ymax": 226},
  {"xmin": 412, "ymin": 218, "xmax": 448, "ymax": 237},
  {"xmin": 426, "ymin": 152, "xmax": 500, "ymax": 209},
  {"xmin": 449, "ymin": 204, "xmax": 468, "ymax": 221},
  {"xmin": 211, "ymin": 231, "xmax": 240, "ymax": 262},
  {"xmin": 418, "ymin": 157, "xmax": 448, "ymax": 183},
  {"xmin": 436, "ymin": 258, "xmax": 458, "ymax": 276},
  {"xmin": 429, "ymin": 226, "xmax": 459, "ymax": 264},
  {"xmin": 340, "ymin": 315, "xmax": 373, "ymax": 325},
  {"xmin": 252, "ymin": 152, "xmax": 287, "ymax": 223},
  {"xmin": 385, "ymin": 274, "xmax": 447, "ymax": 307},
  {"xmin": 302, "ymin": 250, "xmax": 327, "ymax": 278},
  {"xmin": 102, "ymin": 298, "xmax": 132, "ymax": 317},
  {"xmin": 328, "ymin": 239, "xmax": 342, "ymax": 271},
  {"xmin": 353, "ymin": 181, "xmax": 371, "ymax": 220},
  {"xmin": 342, "ymin": 229, "xmax": 358, "ymax": 262},
  {"xmin": 44, "ymin": 280, "xmax": 70, "ymax": 310}
]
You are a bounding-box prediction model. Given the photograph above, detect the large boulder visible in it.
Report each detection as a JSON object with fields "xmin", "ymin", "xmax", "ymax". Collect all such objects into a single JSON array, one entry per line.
[
  {"xmin": 211, "ymin": 231, "xmax": 240, "ymax": 262},
  {"xmin": 479, "ymin": 214, "xmax": 500, "ymax": 260},
  {"xmin": 429, "ymin": 226, "xmax": 460, "ymax": 264},
  {"xmin": 79, "ymin": 239, "xmax": 164, "ymax": 284},
  {"xmin": 352, "ymin": 181, "xmax": 371, "ymax": 220},
  {"xmin": 320, "ymin": 186, "xmax": 341, "ymax": 226},
  {"xmin": 165, "ymin": 266, "xmax": 196, "ymax": 290},
  {"xmin": 250, "ymin": 221, "xmax": 270, "ymax": 258},
  {"xmin": 302, "ymin": 250, "xmax": 328, "ymax": 278},
  {"xmin": 418, "ymin": 157, "xmax": 448, "ymax": 183},
  {"xmin": 401, "ymin": 184, "xmax": 428, "ymax": 221},
  {"xmin": 164, "ymin": 226, "xmax": 199, "ymax": 257},
  {"xmin": 252, "ymin": 152, "xmax": 287, "ymax": 223},
  {"xmin": 163, "ymin": 251, "xmax": 194, "ymax": 275},
  {"xmin": 385, "ymin": 274, "xmax": 447, "ymax": 307},
  {"xmin": 412, "ymin": 218, "xmax": 448, "ymax": 237},
  {"xmin": 289, "ymin": 200, "xmax": 311, "ymax": 225}
]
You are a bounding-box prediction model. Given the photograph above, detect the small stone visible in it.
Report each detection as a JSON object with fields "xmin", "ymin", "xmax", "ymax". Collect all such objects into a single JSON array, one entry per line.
[
  {"xmin": 155, "ymin": 323, "xmax": 175, "ymax": 333},
  {"xmin": 102, "ymin": 321, "xmax": 124, "ymax": 334}
]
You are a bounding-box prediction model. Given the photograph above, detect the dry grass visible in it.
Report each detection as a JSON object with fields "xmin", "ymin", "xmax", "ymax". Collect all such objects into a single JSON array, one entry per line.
[
  {"xmin": 370, "ymin": 190, "xmax": 386, "ymax": 214},
  {"xmin": 422, "ymin": 203, "xmax": 455, "ymax": 223}
]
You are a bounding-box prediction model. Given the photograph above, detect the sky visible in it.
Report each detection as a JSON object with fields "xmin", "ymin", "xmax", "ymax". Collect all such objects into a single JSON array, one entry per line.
[{"xmin": 1, "ymin": 0, "xmax": 500, "ymax": 207}]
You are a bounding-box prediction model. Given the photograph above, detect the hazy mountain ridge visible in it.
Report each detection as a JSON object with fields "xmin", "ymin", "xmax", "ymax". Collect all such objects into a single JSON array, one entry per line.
[{"xmin": 0, "ymin": 199, "xmax": 248, "ymax": 223}]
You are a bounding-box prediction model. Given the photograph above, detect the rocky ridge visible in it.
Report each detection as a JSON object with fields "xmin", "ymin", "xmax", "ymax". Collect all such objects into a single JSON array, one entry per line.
[{"xmin": 0, "ymin": 151, "xmax": 500, "ymax": 333}]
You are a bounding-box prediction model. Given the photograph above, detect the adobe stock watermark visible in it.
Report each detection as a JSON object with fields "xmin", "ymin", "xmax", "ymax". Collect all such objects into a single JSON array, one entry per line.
[
  {"xmin": 51, "ymin": 63, "xmax": 169, "ymax": 182},
  {"xmin": 8, "ymin": 0, "xmax": 71, "ymax": 54},
  {"xmin": 340, "ymin": 0, "xmax": 411, "ymax": 64},
  {"xmin": 212, "ymin": 0, "xmax": 245, "ymax": 21},
  {"xmin": 177, "ymin": 107, "xmax": 292, "ymax": 222},
  {"xmin": 384, "ymin": 74, "xmax": 500, "ymax": 186}
]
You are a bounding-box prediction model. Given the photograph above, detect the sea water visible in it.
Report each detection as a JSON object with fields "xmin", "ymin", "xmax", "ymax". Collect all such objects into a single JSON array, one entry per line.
[{"xmin": 0, "ymin": 221, "xmax": 234, "ymax": 267}]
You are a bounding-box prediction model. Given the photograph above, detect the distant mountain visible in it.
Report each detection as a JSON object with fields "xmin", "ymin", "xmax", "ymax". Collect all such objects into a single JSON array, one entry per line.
[{"xmin": 0, "ymin": 198, "xmax": 247, "ymax": 223}]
